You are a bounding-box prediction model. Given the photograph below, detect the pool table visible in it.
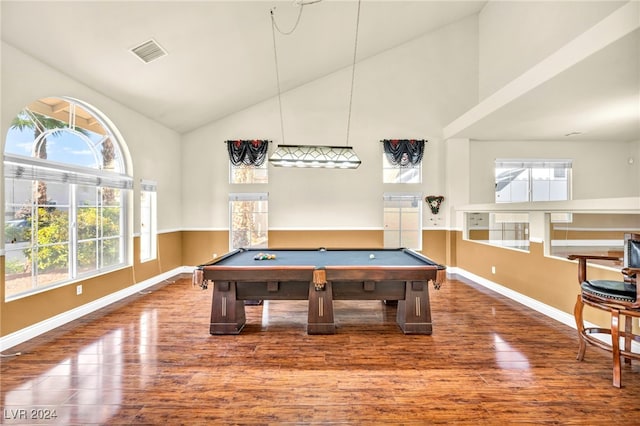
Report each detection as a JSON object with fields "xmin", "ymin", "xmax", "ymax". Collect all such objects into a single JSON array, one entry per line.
[{"xmin": 194, "ymin": 248, "xmax": 446, "ymax": 335}]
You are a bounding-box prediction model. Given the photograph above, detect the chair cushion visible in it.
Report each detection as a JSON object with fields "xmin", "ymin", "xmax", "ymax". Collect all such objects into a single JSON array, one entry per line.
[
  {"xmin": 582, "ymin": 280, "xmax": 637, "ymax": 303},
  {"xmin": 630, "ymin": 239, "xmax": 640, "ymax": 264},
  {"xmin": 629, "ymin": 239, "xmax": 640, "ymax": 278}
]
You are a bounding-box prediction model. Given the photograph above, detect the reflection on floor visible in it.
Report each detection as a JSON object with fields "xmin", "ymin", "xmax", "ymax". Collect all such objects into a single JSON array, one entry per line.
[{"xmin": 1, "ymin": 277, "xmax": 639, "ymax": 424}]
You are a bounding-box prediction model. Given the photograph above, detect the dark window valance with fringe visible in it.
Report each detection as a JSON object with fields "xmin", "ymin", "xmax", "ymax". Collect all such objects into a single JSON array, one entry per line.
[
  {"xmin": 382, "ymin": 139, "xmax": 426, "ymax": 167},
  {"xmin": 226, "ymin": 140, "xmax": 270, "ymax": 167}
]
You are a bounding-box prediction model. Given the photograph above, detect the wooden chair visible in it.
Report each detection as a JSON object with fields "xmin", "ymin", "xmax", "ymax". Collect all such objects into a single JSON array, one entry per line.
[{"xmin": 568, "ymin": 233, "xmax": 640, "ymax": 388}]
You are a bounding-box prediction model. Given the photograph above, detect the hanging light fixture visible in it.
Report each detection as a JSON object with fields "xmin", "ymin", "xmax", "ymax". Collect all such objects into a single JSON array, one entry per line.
[
  {"xmin": 269, "ymin": 144, "xmax": 361, "ymax": 168},
  {"xmin": 268, "ymin": 0, "xmax": 362, "ymax": 169}
]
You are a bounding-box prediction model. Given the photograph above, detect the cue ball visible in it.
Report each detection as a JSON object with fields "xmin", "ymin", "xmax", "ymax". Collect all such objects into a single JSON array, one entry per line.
[{"xmin": 369, "ymin": 254, "xmax": 375, "ymax": 259}]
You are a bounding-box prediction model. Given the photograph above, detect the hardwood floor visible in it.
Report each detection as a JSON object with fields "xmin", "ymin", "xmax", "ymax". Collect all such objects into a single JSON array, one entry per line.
[{"xmin": 1, "ymin": 276, "xmax": 639, "ymax": 425}]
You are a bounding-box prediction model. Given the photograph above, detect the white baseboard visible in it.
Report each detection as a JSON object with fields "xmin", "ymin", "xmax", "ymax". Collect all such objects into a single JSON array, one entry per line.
[
  {"xmin": 0, "ymin": 266, "xmax": 193, "ymax": 352},
  {"xmin": 447, "ymin": 267, "xmax": 583, "ymax": 330},
  {"xmin": 448, "ymin": 267, "xmax": 640, "ymax": 351}
]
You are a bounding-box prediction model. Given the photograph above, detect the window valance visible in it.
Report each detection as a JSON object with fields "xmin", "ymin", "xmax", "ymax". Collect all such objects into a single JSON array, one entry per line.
[
  {"xmin": 4, "ymin": 155, "xmax": 133, "ymax": 190},
  {"xmin": 226, "ymin": 140, "xmax": 270, "ymax": 167},
  {"xmin": 382, "ymin": 139, "xmax": 426, "ymax": 167}
]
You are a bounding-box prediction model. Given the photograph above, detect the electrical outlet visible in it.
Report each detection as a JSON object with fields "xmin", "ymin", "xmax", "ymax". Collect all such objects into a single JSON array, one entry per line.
[
  {"xmin": 491, "ymin": 266, "xmax": 496, "ymax": 274},
  {"xmin": 76, "ymin": 284, "xmax": 83, "ymax": 295}
]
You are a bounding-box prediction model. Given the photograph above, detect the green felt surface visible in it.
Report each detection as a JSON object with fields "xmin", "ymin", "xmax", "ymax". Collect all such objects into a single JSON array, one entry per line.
[{"xmin": 215, "ymin": 248, "xmax": 437, "ymax": 268}]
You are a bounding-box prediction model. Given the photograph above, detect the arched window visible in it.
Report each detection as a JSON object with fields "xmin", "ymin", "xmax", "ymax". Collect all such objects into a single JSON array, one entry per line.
[{"xmin": 4, "ymin": 97, "xmax": 132, "ymax": 300}]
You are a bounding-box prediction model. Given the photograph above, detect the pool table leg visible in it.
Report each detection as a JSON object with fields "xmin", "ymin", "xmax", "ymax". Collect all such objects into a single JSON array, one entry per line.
[
  {"xmin": 307, "ymin": 281, "xmax": 336, "ymax": 334},
  {"xmin": 396, "ymin": 280, "xmax": 432, "ymax": 334},
  {"xmin": 209, "ymin": 281, "xmax": 246, "ymax": 335}
]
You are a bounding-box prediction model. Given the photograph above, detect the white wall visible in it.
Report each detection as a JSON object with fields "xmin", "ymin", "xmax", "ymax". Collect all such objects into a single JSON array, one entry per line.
[
  {"xmin": 632, "ymin": 139, "xmax": 640, "ymax": 186},
  {"xmin": 1, "ymin": 42, "xmax": 182, "ymax": 234},
  {"xmin": 182, "ymin": 16, "xmax": 479, "ymax": 230},
  {"xmin": 478, "ymin": 1, "xmax": 625, "ymax": 100},
  {"xmin": 444, "ymin": 138, "xmax": 471, "ymax": 230},
  {"xmin": 468, "ymin": 139, "xmax": 640, "ymax": 204}
]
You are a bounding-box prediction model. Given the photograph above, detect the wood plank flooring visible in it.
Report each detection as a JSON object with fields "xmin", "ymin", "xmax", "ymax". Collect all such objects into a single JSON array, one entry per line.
[{"xmin": 1, "ymin": 276, "xmax": 639, "ymax": 425}]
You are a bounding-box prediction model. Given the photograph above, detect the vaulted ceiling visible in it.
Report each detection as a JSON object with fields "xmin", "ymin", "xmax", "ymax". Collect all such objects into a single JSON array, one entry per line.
[{"xmin": 2, "ymin": 1, "xmax": 638, "ymax": 142}]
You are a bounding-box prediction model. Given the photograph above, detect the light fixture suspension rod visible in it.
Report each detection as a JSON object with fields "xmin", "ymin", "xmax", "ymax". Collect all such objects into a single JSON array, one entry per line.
[
  {"xmin": 345, "ymin": 0, "xmax": 361, "ymax": 147},
  {"xmin": 270, "ymin": 9, "xmax": 287, "ymax": 146}
]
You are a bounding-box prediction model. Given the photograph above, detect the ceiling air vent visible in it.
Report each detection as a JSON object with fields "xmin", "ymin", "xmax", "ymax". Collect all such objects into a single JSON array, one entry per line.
[{"xmin": 130, "ymin": 39, "xmax": 167, "ymax": 64}]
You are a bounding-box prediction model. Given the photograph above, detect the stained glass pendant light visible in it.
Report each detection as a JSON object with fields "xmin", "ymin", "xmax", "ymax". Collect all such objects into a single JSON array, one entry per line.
[
  {"xmin": 268, "ymin": 1, "xmax": 362, "ymax": 169},
  {"xmin": 269, "ymin": 145, "xmax": 361, "ymax": 169}
]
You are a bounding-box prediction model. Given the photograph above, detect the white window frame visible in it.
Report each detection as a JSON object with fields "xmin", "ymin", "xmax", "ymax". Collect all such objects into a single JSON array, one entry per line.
[
  {"xmin": 140, "ymin": 180, "xmax": 157, "ymax": 262},
  {"xmin": 3, "ymin": 158, "xmax": 131, "ymax": 300},
  {"xmin": 3, "ymin": 97, "xmax": 131, "ymax": 300},
  {"xmin": 383, "ymin": 192, "xmax": 422, "ymax": 250},
  {"xmin": 229, "ymin": 193, "xmax": 268, "ymax": 250},
  {"xmin": 495, "ymin": 159, "xmax": 572, "ymax": 203}
]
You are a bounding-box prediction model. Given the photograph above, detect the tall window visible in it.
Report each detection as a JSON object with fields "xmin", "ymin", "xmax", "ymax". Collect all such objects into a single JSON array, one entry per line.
[
  {"xmin": 383, "ymin": 193, "xmax": 422, "ymax": 250},
  {"xmin": 4, "ymin": 97, "xmax": 131, "ymax": 300},
  {"xmin": 495, "ymin": 159, "xmax": 572, "ymax": 203},
  {"xmin": 140, "ymin": 180, "xmax": 157, "ymax": 262},
  {"xmin": 229, "ymin": 193, "xmax": 268, "ymax": 249}
]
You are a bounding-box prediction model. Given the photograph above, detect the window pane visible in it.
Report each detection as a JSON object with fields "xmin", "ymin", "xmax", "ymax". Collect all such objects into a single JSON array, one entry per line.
[
  {"xmin": 251, "ymin": 211, "xmax": 268, "ymax": 247},
  {"xmin": 140, "ymin": 188, "xmax": 156, "ymax": 261},
  {"xmin": 102, "ymin": 188, "xmax": 120, "ymax": 206},
  {"xmin": 3, "ymin": 259, "xmax": 34, "ymax": 296},
  {"xmin": 230, "ymin": 196, "xmax": 268, "ymax": 249},
  {"xmin": 383, "ymin": 230, "xmax": 402, "ymax": 248},
  {"xmin": 44, "ymin": 130, "xmax": 98, "ymax": 167},
  {"xmin": 495, "ymin": 161, "xmax": 571, "ymax": 203},
  {"xmin": 401, "ymin": 210, "xmax": 420, "ymax": 229},
  {"xmin": 549, "ymin": 180, "xmax": 568, "ymax": 201},
  {"xmin": 531, "ymin": 181, "xmax": 550, "ymax": 202},
  {"xmin": 78, "ymin": 207, "xmax": 98, "ymax": 240},
  {"xmin": 102, "ymin": 238, "xmax": 121, "ymax": 268},
  {"xmin": 102, "ymin": 206, "xmax": 121, "ymax": 238},
  {"xmin": 5, "ymin": 219, "xmax": 30, "ymax": 244},
  {"xmin": 36, "ymin": 207, "xmax": 69, "ymax": 244},
  {"xmin": 4, "ymin": 177, "xmax": 33, "ymax": 218},
  {"xmin": 78, "ymin": 240, "xmax": 98, "ymax": 273},
  {"xmin": 383, "ymin": 210, "xmax": 401, "ymax": 230},
  {"xmin": 39, "ymin": 181, "xmax": 69, "ymax": 206},
  {"xmin": 400, "ymin": 230, "xmax": 420, "ymax": 249},
  {"xmin": 531, "ymin": 167, "xmax": 551, "ymax": 180},
  {"xmin": 383, "ymin": 193, "xmax": 422, "ymax": 250},
  {"xmin": 231, "ymin": 201, "xmax": 250, "ymax": 248},
  {"xmin": 230, "ymin": 164, "xmax": 268, "ymax": 184},
  {"xmin": 382, "ymin": 155, "xmax": 421, "ymax": 184},
  {"xmin": 509, "ymin": 180, "xmax": 529, "ymax": 203},
  {"xmin": 77, "ymin": 184, "xmax": 98, "ymax": 206},
  {"xmin": 36, "ymin": 243, "xmax": 69, "ymax": 286}
]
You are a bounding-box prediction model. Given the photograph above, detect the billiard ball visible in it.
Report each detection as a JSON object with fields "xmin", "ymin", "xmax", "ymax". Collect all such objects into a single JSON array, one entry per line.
[{"xmin": 369, "ymin": 254, "xmax": 375, "ymax": 259}]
